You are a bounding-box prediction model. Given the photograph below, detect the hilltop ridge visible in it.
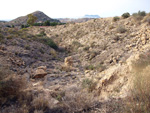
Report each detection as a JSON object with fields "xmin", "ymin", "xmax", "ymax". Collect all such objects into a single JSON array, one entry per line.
[{"xmin": 1, "ymin": 11, "xmax": 60, "ymax": 26}]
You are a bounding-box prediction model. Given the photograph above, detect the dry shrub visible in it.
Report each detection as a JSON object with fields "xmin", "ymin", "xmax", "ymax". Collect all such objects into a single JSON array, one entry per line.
[
  {"xmin": 0, "ymin": 66, "xmax": 32, "ymax": 112},
  {"xmin": 0, "ymin": 67, "xmax": 12, "ymax": 80},
  {"xmin": 132, "ymin": 11, "xmax": 146, "ymax": 23},
  {"xmin": 142, "ymin": 15, "xmax": 150, "ymax": 24},
  {"xmin": 112, "ymin": 35, "xmax": 120, "ymax": 42},
  {"xmin": 116, "ymin": 25, "xmax": 127, "ymax": 33},
  {"xmin": 82, "ymin": 78, "xmax": 97, "ymax": 92},
  {"xmin": 50, "ymin": 91, "xmax": 65, "ymax": 102},
  {"xmin": 45, "ymin": 86, "xmax": 99, "ymax": 113},
  {"xmin": 83, "ymin": 46, "xmax": 90, "ymax": 51},
  {"xmin": 113, "ymin": 16, "xmax": 120, "ymax": 22},
  {"xmin": 0, "ymin": 77, "xmax": 26, "ymax": 103},
  {"xmin": 98, "ymin": 99, "xmax": 126, "ymax": 113},
  {"xmin": 34, "ymin": 110, "xmax": 44, "ymax": 113},
  {"xmin": 0, "ymin": 105, "xmax": 29, "ymax": 113},
  {"xmin": 31, "ymin": 95, "xmax": 49, "ymax": 112},
  {"xmin": 60, "ymin": 86, "xmax": 99, "ymax": 113},
  {"xmin": 125, "ymin": 51, "xmax": 150, "ymax": 113},
  {"xmin": 50, "ymin": 48, "xmax": 57, "ymax": 58},
  {"xmin": 109, "ymin": 25, "xmax": 115, "ymax": 30},
  {"xmin": 71, "ymin": 40, "xmax": 83, "ymax": 51},
  {"xmin": 0, "ymin": 67, "xmax": 26, "ymax": 106},
  {"xmin": 100, "ymin": 40, "xmax": 108, "ymax": 50}
]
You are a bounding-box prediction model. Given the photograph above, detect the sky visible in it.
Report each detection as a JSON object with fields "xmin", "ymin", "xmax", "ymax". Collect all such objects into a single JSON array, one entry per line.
[{"xmin": 0, "ymin": 0, "xmax": 150, "ymax": 20}]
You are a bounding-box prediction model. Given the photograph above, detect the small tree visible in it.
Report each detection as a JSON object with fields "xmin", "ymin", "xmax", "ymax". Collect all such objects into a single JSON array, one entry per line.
[
  {"xmin": 27, "ymin": 14, "xmax": 37, "ymax": 26},
  {"xmin": 44, "ymin": 20, "xmax": 50, "ymax": 26}
]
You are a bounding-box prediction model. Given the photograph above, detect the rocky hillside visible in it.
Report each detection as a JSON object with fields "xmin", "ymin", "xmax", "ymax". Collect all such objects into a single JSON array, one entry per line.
[
  {"xmin": 2, "ymin": 11, "xmax": 60, "ymax": 26},
  {"xmin": 29, "ymin": 15, "xmax": 150, "ymax": 70},
  {"xmin": 1, "ymin": 12, "xmax": 150, "ymax": 113}
]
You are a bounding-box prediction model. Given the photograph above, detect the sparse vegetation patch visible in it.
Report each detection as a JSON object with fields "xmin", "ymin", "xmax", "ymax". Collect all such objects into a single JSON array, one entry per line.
[{"xmin": 132, "ymin": 11, "xmax": 146, "ymax": 21}]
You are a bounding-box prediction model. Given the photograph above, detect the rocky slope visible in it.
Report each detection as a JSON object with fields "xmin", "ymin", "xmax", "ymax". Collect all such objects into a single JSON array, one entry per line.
[
  {"xmin": 29, "ymin": 16, "xmax": 150, "ymax": 70},
  {"xmin": 27, "ymin": 14, "xmax": 150, "ymax": 109},
  {"xmin": 1, "ymin": 13, "xmax": 150, "ymax": 112}
]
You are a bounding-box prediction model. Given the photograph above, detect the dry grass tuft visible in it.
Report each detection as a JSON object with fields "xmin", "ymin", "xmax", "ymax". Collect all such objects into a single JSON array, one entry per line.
[
  {"xmin": 81, "ymin": 78, "xmax": 97, "ymax": 92},
  {"xmin": 125, "ymin": 51, "xmax": 150, "ymax": 113},
  {"xmin": 116, "ymin": 25, "xmax": 127, "ymax": 33},
  {"xmin": 31, "ymin": 95, "xmax": 49, "ymax": 112},
  {"xmin": 60, "ymin": 86, "xmax": 99, "ymax": 113},
  {"xmin": 142, "ymin": 14, "xmax": 150, "ymax": 24}
]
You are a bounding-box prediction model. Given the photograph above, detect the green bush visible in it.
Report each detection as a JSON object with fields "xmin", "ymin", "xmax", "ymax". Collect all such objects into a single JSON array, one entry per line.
[
  {"xmin": 33, "ymin": 23, "xmax": 43, "ymax": 26},
  {"xmin": 37, "ymin": 37, "xmax": 58, "ymax": 50},
  {"xmin": 43, "ymin": 21, "xmax": 50, "ymax": 26},
  {"xmin": 113, "ymin": 16, "xmax": 120, "ymax": 22},
  {"xmin": 85, "ymin": 65, "xmax": 95, "ymax": 70},
  {"xmin": 122, "ymin": 12, "xmax": 130, "ymax": 18},
  {"xmin": 50, "ymin": 22, "xmax": 58, "ymax": 26},
  {"xmin": 6, "ymin": 25, "xmax": 11, "ymax": 28},
  {"xmin": 21, "ymin": 24, "xmax": 29, "ymax": 29},
  {"xmin": 33, "ymin": 22, "xmax": 64, "ymax": 27}
]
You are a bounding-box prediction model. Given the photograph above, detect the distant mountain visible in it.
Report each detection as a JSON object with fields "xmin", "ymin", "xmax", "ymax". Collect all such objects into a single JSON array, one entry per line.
[
  {"xmin": 57, "ymin": 18, "xmax": 94, "ymax": 23},
  {"xmin": 5, "ymin": 11, "xmax": 60, "ymax": 26},
  {"xmin": 57, "ymin": 14, "xmax": 100, "ymax": 23},
  {"xmin": 84, "ymin": 15, "xmax": 100, "ymax": 18},
  {"xmin": 0, "ymin": 20, "xmax": 7, "ymax": 23}
]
